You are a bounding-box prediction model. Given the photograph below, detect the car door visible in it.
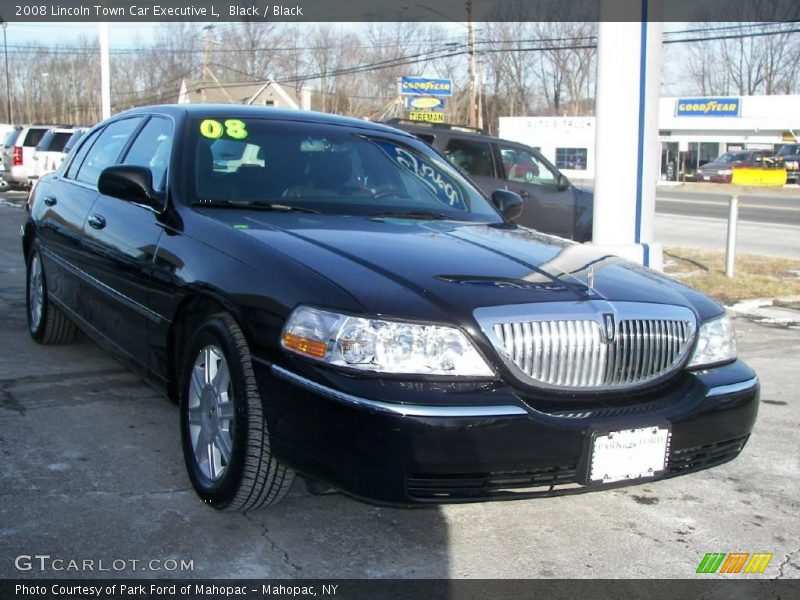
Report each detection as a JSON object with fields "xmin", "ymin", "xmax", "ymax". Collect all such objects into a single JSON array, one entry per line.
[
  {"xmin": 33, "ymin": 126, "xmax": 107, "ymax": 317},
  {"xmin": 496, "ymin": 143, "xmax": 576, "ymax": 239},
  {"xmin": 441, "ymin": 136, "xmax": 499, "ymax": 196},
  {"xmin": 79, "ymin": 116, "xmax": 172, "ymax": 374}
]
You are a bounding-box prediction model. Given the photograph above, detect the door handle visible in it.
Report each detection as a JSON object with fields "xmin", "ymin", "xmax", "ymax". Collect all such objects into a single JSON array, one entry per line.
[
  {"xmin": 88, "ymin": 214, "xmax": 106, "ymax": 230},
  {"xmin": 43, "ymin": 196, "xmax": 57, "ymax": 206}
]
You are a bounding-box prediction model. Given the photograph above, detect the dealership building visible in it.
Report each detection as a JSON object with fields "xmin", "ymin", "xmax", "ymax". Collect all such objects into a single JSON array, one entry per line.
[{"xmin": 498, "ymin": 94, "xmax": 800, "ymax": 182}]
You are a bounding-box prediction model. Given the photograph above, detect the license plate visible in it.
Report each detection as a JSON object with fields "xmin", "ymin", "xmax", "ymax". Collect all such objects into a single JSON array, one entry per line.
[
  {"xmin": 703, "ymin": 175, "xmax": 710, "ymax": 181},
  {"xmin": 589, "ymin": 426, "xmax": 670, "ymax": 485}
]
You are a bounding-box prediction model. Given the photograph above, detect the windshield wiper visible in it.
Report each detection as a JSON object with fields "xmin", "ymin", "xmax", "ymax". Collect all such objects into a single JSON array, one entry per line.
[
  {"xmin": 194, "ymin": 199, "xmax": 320, "ymax": 214},
  {"xmin": 369, "ymin": 210, "xmax": 454, "ymax": 220}
]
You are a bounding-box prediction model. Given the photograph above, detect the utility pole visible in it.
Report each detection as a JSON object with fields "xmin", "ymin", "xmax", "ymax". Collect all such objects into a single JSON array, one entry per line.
[
  {"xmin": 201, "ymin": 25, "xmax": 215, "ymax": 103},
  {"xmin": 99, "ymin": 22, "xmax": 111, "ymax": 120},
  {"xmin": 1, "ymin": 18, "xmax": 12, "ymax": 123},
  {"xmin": 476, "ymin": 55, "xmax": 483, "ymax": 131},
  {"xmin": 466, "ymin": 0, "xmax": 476, "ymax": 128}
]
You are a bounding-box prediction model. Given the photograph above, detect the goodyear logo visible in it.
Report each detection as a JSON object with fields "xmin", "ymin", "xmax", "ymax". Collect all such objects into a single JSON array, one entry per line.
[
  {"xmin": 696, "ymin": 552, "xmax": 773, "ymax": 574},
  {"xmin": 400, "ymin": 77, "xmax": 453, "ymax": 97},
  {"xmin": 676, "ymin": 98, "xmax": 740, "ymax": 117},
  {"xmin": 405, "ymin": 96, "xmax": 445, "ymax": 111}
]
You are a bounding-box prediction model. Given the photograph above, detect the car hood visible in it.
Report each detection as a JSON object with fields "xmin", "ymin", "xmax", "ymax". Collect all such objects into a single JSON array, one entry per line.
[
  {"xmin": 207, "ymin": 211, "xmax": 721, "ymax": 323},
  {"xmin": 700, "ymin": 161, "xmax": 743, "ymax": 171}
]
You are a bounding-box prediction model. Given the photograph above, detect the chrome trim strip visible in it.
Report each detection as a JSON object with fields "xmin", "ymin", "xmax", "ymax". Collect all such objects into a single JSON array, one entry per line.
[
  {"xmin": 706, "ymin": 377, "xmax": 759, "ymax": 397},
  {"xmin": 40, "ymin": 246, "xmax": 169, "ymax": 325},
  {"xmin": 270, "ymin": 364, "xmax": 528, "ymax": 418}
]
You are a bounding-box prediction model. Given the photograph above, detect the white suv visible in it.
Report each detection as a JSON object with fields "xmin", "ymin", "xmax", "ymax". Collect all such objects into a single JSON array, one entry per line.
[
  {"xmin": 1, "ymin": 125, "xmax": 54, "ymax": 188},
  {"xmin": 30, "ymin": 127, "xmax": 79, "ymax": 181}
]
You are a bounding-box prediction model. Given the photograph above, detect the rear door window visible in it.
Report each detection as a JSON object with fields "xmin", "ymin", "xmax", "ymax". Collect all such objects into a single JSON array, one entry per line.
[
  {"xmin": 122, "ymin": 117, "xmax": 174, "ymax": 192},
  {"xmin": 66, "ymin": 129, "xmax": 102, "ymax": 180},
  {"xmin": 23, "ymin": 128, "xmax": 50, "ymax": 147},
  {"xmin": 443, "ymin": 138, "xmax": 495, "ymax": 177},
  {"xmin": 75, "ymin": 118, "xmax": 143, "ymax": 187}
]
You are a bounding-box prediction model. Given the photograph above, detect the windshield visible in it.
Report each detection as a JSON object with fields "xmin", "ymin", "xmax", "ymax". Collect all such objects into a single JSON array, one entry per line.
[
  {"xmin": 188, "ymin": 118, "xmax": 501, "ymax": 222},
  {"xmin": 715, "ymin": 152, "xmax": 750, "ymax": 164},
  {"xmin": 778, "ymin": 144, "xmax": 799, "ymax": 156}
]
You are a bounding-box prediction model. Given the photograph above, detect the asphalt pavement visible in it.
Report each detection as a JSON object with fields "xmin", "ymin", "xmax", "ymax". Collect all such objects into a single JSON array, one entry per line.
[{"xmin": 0, "ymin": 202, "xmax": 798, "ymax": 579}]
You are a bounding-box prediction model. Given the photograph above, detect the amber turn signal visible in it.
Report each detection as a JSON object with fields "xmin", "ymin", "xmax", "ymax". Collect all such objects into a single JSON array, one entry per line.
[{"xmin": 282, "ymin": 333, "xmax": 328, "ymax": 359}]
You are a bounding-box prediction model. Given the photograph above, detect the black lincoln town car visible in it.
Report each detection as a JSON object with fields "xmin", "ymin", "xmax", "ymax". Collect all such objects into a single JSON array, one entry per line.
[{"xmin": 22, "ymin": 105, "xmax": 759, "ymax": 510}]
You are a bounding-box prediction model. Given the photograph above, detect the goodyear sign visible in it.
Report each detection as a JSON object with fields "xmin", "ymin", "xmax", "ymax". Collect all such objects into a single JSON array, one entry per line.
[
  {"xmin": 405, "ymin": 96, "xmax": 446, "ymax": 111},
  {"xmin": 676, "ymin": 98, "xmax": 741, "ymax": 117},
  {"xmin": 409, "ymin": 111, "xmax": 445, "ymax": 124},
  {"xmin": 400, "ymin": 77, "xmax": 453, "ymax": 97}
]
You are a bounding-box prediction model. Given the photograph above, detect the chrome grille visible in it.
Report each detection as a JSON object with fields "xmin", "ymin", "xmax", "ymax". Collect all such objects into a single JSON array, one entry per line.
[{"xmin": 479, "ymin": 303, "xmax": 695, "ymax": 390}]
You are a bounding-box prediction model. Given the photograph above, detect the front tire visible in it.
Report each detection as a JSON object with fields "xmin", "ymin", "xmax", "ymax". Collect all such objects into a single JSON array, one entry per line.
[
  {"xmin": 179, "ymin": 312, "xmax": 294, "ymax": 511},
  {"xmin": 26, "ymin": 248, "xmax": 77, "ymax": 344}
]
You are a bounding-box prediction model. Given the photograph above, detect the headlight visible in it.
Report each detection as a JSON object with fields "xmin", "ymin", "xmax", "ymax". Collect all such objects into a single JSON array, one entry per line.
[
  {"xmin": 688, "ymin": 314, "xmax": 737, "ymax": 368},
  {"xmin": 281, "ymin": 306, "xmax": 494, "ymax": 377},
  {"xmin": 719, "ymin": 169, "xmax": 732, "ymax": 175}
]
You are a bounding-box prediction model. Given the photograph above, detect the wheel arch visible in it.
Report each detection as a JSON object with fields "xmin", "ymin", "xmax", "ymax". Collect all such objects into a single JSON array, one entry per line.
[
  {"xmin": 166, "ymin": 292, "xmax": 249, "ymax": 404},
  {"xmin": 21, "ymin": 220, "xmax": 36, "ymax": 262}
]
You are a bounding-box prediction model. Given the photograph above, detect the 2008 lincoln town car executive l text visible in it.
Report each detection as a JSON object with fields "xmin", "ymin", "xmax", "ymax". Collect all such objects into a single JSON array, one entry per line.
[{"xmin": 22, "ymin": 105, "xmax": 759, "ymax": 509}]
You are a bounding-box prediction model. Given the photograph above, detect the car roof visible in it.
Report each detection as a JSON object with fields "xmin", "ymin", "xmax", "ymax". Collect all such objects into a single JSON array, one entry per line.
[
  {"xmin": 112, "ymin": 104, "xmax": 418, "ymax": 140},
  {"xmin": 386, "ymin": 120, "xmax": 539, "ymax": 150}
]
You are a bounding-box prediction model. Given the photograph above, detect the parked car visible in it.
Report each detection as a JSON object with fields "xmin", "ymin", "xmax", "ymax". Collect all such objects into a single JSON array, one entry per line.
[
  {"xmin": 0, "ymin": 123, "xmax": 16, "ymax": 190},
  {"xmin": 773, "ymin": 143, "xmax": 799, "ymax": 184},
  {"xmin": 62, "ymin": 127, "xmax": 89, "ymax": 156},
  {"xmin": 385, "ymin": 119, "xmax": 593, "ymax": 242},
  {"xmin": 30, "ymin": 127, "xmax": 79, "ymax": 182},
  {"xmin": 23, "ymin": 105, "xmax": 758, "ymax": 510},
  {"xmin": 695, "ymin": 149, "xmax": 774, "ymax": 183},
  {"xmin": 1, "ymin": 125, "xmax": 54, "ymax": 188}
]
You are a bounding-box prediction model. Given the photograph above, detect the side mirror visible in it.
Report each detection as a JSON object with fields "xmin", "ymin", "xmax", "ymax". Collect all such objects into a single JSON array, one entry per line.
[
  {"xmin": 491, "ymin": 189, "xmax": 523, "ymax": 223},
  {"xmin": 556, "ymin": 173, "xmax": 571, "ymax": 191},
  {"xmin": 98, "ymin": 165, "xmax": 162, "ymax": 211}
]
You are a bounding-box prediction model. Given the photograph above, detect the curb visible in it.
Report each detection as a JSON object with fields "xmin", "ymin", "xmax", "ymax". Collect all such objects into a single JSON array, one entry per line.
[{"xmin": 727, "ymin": 296, "xmax": 800, "ymax": 327}]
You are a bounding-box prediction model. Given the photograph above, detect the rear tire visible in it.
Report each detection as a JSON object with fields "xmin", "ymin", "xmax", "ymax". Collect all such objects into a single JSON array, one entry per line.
[
  {"xmin": 179, "ymin": 312, "xmax": 294, "ymax": 511},
  {"xmin": 26, "ymin": 248, "xmax": 77, "ymax": 345}
]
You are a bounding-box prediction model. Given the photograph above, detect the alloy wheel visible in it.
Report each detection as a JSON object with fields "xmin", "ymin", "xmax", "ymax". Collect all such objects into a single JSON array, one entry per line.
[
  {"xmin": 28, "ymin": 253, "xmax": 44, "ymax": 332},
  {"xmin": 187, "ymin": 345, "xmax": 235, "ymax": 481}
]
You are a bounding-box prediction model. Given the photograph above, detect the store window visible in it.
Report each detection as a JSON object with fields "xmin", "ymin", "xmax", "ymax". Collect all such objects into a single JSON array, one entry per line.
[
  {"xmin": 555, "ymin": 148, "xmax": 588, "ymax": 170},
  {"xmin": 699, "ymin": 142, "xmax": 720, "ymax": 165}
]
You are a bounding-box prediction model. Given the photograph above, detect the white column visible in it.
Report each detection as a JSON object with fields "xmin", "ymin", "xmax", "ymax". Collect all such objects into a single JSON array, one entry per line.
[
  {"xmin": 99, "ymin": 22, "xmax": 111, "ymax": 120},
  {"xmin": 300, "ymin": 86, "xmax": 312, "ymax": 111},
  {"xmin": 591, "ymin": 1, "xmax": 663, "ymax": 269}
]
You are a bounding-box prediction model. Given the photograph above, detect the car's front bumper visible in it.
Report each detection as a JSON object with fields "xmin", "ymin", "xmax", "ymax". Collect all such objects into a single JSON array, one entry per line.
[
  {"xmin": 698, "ymin": 173, "xmax": 732, "ymax": 183},
  {"xmin": 254, "ymin": 358, "xmax": 759, "ymax": 505}
]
